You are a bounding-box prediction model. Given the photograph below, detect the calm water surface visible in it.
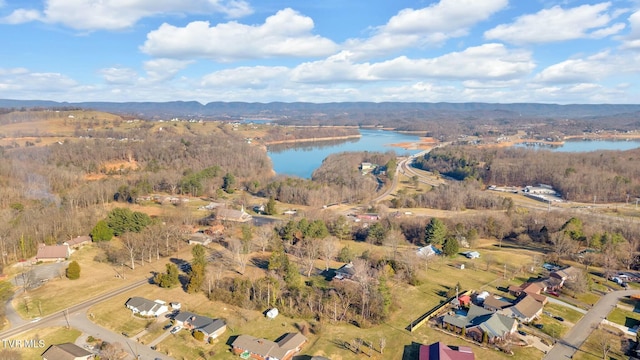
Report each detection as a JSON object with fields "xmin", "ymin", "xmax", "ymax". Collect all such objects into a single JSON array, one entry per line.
[
  {"xmin": 268, "ymin": 129, "xmax": 421, "ymax": 178},
  {"xmin": 514, "ymin": 139, "xmax": 640, "ymax": 152}
]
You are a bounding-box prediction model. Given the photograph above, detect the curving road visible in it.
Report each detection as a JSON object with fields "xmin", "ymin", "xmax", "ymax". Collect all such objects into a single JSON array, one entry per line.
[{"xmin": 543, "ymin": 289, "xmax": 640, "ymax": 360}]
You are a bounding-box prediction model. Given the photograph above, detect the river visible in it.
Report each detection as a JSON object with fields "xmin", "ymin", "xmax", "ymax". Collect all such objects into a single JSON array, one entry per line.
[
  {"xmin": 514, "ymin": 139, "xmax": 640, "ymax": 152},
  {"xmin": 267, "ymin": 129, "xmax": 422, "ymax": 178}
]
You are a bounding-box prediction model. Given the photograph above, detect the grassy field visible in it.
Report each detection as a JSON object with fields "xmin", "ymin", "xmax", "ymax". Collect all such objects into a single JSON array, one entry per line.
[
  {"xmin": 574, "ymin": 325, "xmax": 628, "ymax": 360},
  {"xmin": 545, "ymin": 302, "xmax": 585, "ymax": 324},
  {"xmin": 607, "ymin": 306, "xmax": 640, "ymax": 329},
  {"xmin": 5, "ymin": 326, "xmax": 81, "ymax": 359},
  {"xmin": 83, "ymin": 238, "xmax": 553, "ymax": 360},
  {"xmin": 12, "ymin": 243, "xmax": 196, "ymax": 320}
]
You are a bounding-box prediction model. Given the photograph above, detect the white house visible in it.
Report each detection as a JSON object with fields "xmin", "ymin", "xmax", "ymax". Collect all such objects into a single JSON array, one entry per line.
[{"xmin": 125, "ymin": 297, "xmax": 168, "ymax": 317}]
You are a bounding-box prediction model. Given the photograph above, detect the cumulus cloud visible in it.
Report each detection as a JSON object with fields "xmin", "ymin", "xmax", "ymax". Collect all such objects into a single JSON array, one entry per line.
[
  {"xmin": 345, "ymin": 0, "xmax": 508, "ymax": 59},
  {"xmin": 534, "ymin": 51, "xmax": 640, "ymax": 84},
  {"xmin": 141, "ymin": 8, "xmax": 338, "ymax": 61},
  {"xmin": 291, "ymin": 44, "xmax": 534, "ymax": 83},
  {"xmin": 485, "ymin": 2, "xmax": 625, "ymax": 44},
  {"xmin": 0, "ymin": 0, "xmax": 253, "ymax": 30},
  {"xmin": 620, "ymin": 10, "xmax": 640, "ymax": 50},
  {"xmin": 0, "ymin": 68, "xmax": 77, "ymax": 94},
  {"xmin": 142, "ymin": 59, "xmax": 193, "ymax": 83},
  {"xmin": 201, "ymin": 66, "xmax": 289, "ymax": 88},
  {"xmin": 99, "ymin": 67, "xmax": 139, "ymax": 85}
]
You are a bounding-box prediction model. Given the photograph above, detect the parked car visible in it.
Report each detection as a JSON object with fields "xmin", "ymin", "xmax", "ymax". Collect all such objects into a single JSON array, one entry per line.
[
  {"xmin": 547, "ymin": 290, "xmax": 559, "ymax": 296},
  {"xmin": 554, "ymin": 316, "xmax": 564, "ymax": 322},
  {"xmin": 518, "ymin": 330, "xmax": 527, "ymax": 336},
  {"xmin": 534, "ymin": 324, "xmax": 544, "ymax": 329},
  {"xmin": 163, "ymin": 323, "xmax": 173, "ymax": 330},
  {"xmin": 170, "ymin": 326, "xmax": 182, "ymax": 334}
]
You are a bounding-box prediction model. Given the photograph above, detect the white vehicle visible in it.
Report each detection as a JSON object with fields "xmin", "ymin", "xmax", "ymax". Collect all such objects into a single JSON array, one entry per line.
[{"xmin": 170, "ymin": 325, "xmax": 182, "ymax": 334}]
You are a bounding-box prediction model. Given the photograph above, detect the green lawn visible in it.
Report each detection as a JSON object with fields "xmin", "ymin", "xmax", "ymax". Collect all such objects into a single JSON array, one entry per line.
[
  {"xmin": 6, "ymin": 327, "xmax": 81, "ymax": 360},
  {"xmin": 607, "ymin": 306, "xmax": 640, "ymax": 329},
  {"xmin": 545, "ymin": 302, "xmax": 585, "ymax": 324}
]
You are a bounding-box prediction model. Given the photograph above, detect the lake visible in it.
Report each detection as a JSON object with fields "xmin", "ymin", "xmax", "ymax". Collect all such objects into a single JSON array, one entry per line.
[
  {"xmin": 268, "ymin": 129, "xmax": 421, "ymax": 178},
  {"xmin": 514, "ymin": 139, "xmax": 640, "ymax": 152}
]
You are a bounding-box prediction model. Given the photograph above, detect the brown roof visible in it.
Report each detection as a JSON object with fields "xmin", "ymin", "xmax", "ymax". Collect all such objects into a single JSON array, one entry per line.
[
  {"xmin": 522, "ymin": 282, "xmax": 544, "ymax": 294},
  {"xmin": 41, "ymin": 343, "xmax": 92, "ymax": 360},
  {"xmin": 64, "ymin": 236, "xmax": 91, "ymax": 246},
  {"xmin": 232, "ymin": 332, "xmax": 307, "ymax": 359},
  {"xmin": 232, "ymin": 335, "xmax": 278, "ymax": 357},
  {"xmin": 512, "ymin": 294, "xmax": 543, "ymax": 320},
  {"xmin": 483, "ymin": 296, "xmax": 512, "ymax": 310},
  {"xmin": 36, "ymin": 245, "xmax": 69, "ymax": 260}
]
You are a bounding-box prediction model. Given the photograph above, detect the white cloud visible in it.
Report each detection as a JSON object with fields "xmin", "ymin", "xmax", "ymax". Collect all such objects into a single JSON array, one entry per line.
[
  {"xmin": 620, "ymin": 10, "xmax": 640, "ymax": 50},
  {"xmin": 0, "ymin": 9, "xmax": 41, "ymax": 24},
  {"xmin": 99, "ymin": 67, "xmax": 139, "ymax": 85},
  {"xmin": 485, "ymin": 2, "xmax": 624, "ymax": 44},
  {"xmin": 345, "ymin": 0, "xmax": 508, "ymax": 59},
  {"xmin": 291, "ymin": 44, "xmax": 534, "ymax": 83},
  {"xmin": 1, "ymin": 0, "xmax": 253, "ymax": 30},
  {"xmin": 0, "ymin": 69, "xmax": 77, "ymax": 94},
  {"xmin": 534, "ymin": 51, "xmax": 621, "ymax": 84},
  {"xmin": 142, "ymin": 59, "xmax": 192, "ymax": 83},
  {"xmin": 141, "ymin": 8, "xmax": 338, "ymax": 61},
  {"xmin": 201, "ymin": 66, "xmax": 289, "ymax": 88}
]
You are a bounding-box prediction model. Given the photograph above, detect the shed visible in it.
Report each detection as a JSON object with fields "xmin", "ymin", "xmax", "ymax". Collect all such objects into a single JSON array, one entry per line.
[{"xmin": 266, "ymin": 308, "xmax": 279, "ymax": 319}]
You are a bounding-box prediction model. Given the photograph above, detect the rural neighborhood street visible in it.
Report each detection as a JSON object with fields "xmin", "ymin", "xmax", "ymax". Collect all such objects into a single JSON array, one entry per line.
[
  {"xmin": 544, "ymin": 289, "xmax": 640, "ymax": 360},
  {"xmin": 0, "ymin": 278, "xmax": 174, "ymax": 359}
]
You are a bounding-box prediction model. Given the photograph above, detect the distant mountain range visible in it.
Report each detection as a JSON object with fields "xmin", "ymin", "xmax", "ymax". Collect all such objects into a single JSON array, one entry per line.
[{"xmin": 2, "ymin": 99, "xmax": 640, "ymax": 121}]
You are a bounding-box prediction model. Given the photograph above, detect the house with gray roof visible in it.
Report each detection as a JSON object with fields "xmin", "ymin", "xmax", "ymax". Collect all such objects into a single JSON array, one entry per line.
[
  {"xmin": 173, "ymin": 311, "xmax": 227, "ymax": 341},
  {"xmin": 441, "ymin": 304, "xmax": 517, "ymax": 343},
  {"xmin": 125, "ymin": 297, "xmax": 168, "ymax": 317}
]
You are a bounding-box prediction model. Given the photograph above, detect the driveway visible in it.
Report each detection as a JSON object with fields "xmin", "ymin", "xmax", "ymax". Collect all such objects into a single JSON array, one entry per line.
[
  {"xmin": 11, "ymin": 261, "xmax": 69, "ymax": 290},
  {"xmin": 544, "ymin": 289, "xmax": 640, "ymax": 360}
]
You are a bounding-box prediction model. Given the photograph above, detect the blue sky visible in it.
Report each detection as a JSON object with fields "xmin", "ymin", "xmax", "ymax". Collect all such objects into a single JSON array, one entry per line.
[{"xmin": 1, "ymin": 0, "xmax": 640, "ymax": 104}]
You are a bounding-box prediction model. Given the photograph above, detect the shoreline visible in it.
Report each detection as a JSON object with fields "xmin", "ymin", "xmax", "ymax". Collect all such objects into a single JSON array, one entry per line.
[{"xmin": 264, "ymin": 134, "xmax": 362, "ymax": 145}]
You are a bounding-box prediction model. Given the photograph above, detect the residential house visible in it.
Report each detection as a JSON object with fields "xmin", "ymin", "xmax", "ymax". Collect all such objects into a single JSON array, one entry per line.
[
  {"xmin": 35, "ymin": 244, "xmax": 70, "ymax": 262},
  {"xmin": 501, "ymin": 294, "xmax": 544, "ymax": 323},
  {"xmin": 356, "ymin": 213, "xmax": 379, "ymax": 221},
  {"xmin": 334, "ymin": 262, "xmax": 356, "ymax": 280},
  {"xmin": 63, "ymin": 236, "xmax": 91, "ymax": 249},
  {"xmin": 41, "ymin": 343, "xmax": 93, "ymax": 360},
  {"xmin": 550, "ymin": 266, "xmax": 581, "ymax": 287},
  {"xmin": 231, "ymin": 332, "xmax": 307, "ymax": 360},
  {"xmin": 482, "ymin": 296, "xmax": 512, "ymax": 312},
  {"xmin": 125, "ymin": 297, "xmax": 168, "ymax": 317},
  {"xmin": 416, "ymin": 245, "xmax": 442, "ymax": 258},
  {"xmin": 360, "ymin": 162, "xmax": 376, "ymax": 174},
  {"xmin": 461, "ymin": 251, "xmax": 480, "ymax": 259},
  {"xmin": 188, "ymin": 232, "xmax": 213, "ymax": 246},
  {"xmin": 173, "ymin": 311, "xmax": 227, "ymax": 341},
  {"xmin": 217, "ymin": 207, "xmax": 253, "ymax": 223},
  {"xmin": 467, "ymin": 312, "xmax": 517, "ymax": 343},
  {"xmin": 441, "ymin": 304, "xmax": 517, "ymax": 343},
  {"xmin": 419, "ymin": 341, "xmax": 475, "ymax": 360},
  {"xmin": 508, "ymin": 282, "xmax": 548, "ymax": 305},
  {"xmin": 199, "ymin": 319, "xmax": 227, "ymax": 340}
]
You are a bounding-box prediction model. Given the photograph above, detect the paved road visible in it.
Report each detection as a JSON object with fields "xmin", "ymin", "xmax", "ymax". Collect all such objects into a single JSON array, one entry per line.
[
  {"xmin": 0, "ymin": 278, "xmax": 175, "ymax": 359},
  {"xmin": 543, "ymin": 289, "xmax": 640, "ymax": 360}
]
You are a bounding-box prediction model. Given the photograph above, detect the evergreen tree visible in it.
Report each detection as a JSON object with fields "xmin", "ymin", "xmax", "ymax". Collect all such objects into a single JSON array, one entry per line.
[
  {"xmin": 154, "ymin": 263, "xmax": 179, "ymax": 288},
  {"xmin": 187, "ymin": 263, "xmax": 205, "ymax": 293},
  {"xmin": 443, "ymin": 237, "xmax": 459, "ymax": 257},
  {"xmin": 425, "ymin": 218, "xmax": 447, "ymax": 245},
  {"xmin": 332, "ymin": 215, "xmax": 352, "ymax": 241},
  {"xmin": 192, "ymin": 244, "xmax": 206, "ymax": 267},
  {"xmin": 222, "ymin": 172, "xmax": 236, "ymax": 194},
  {"xmin": 90, "ymin": 220, "xmax": 113, "ymax": 242},
  {"xmin": 66, "ymin": 261, "xmax": 80, "ymax": 280},
  {"xmin": 265, "ymin": 196, "xmax": 277, "ymax": 215},
  {"xmin": 106, "ymin": 207, "xmax": 150, "ymax": 236}
]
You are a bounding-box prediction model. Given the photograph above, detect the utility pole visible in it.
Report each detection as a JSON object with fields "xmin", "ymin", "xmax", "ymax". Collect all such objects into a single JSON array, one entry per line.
[{"xmin": 503, "ymin": 264, "xmax": 507, "ymax": 279}]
